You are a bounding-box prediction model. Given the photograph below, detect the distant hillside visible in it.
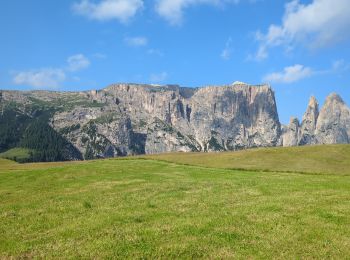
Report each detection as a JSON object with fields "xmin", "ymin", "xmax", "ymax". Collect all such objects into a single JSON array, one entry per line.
[{"xmin": 146, "ymin": 144, "xmax": 350, "ymax": 175}]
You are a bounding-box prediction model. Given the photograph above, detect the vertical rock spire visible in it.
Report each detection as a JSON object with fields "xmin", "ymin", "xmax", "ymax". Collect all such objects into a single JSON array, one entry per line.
[{"xmin": 298, "ymin": 96, "xmax": 319, "ymax": 145}]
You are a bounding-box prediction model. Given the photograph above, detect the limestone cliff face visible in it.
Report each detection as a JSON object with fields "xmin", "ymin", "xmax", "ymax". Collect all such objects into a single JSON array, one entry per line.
[
  {"xmin": 84, "ymin": 83, "xmax": 281, "ymax": 154},
  {"xmin": 187, "ymin": 84, "xmax": 281, "ymax": 151},
  {"xmin": 282, "ymin": 93, "xmax": 350, "ymax": 147},
  {"xmin": 315, "ymin": 93, "xmax": 350, "ymax": 144},
  {"xmin": 1, "ymin": 83, "xmax": 281, "ymax": 158}
]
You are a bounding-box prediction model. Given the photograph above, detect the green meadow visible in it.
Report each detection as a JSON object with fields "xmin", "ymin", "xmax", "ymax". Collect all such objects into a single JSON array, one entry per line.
[
  {"xmin": 1, "ymin": 145, "xmax": 350, "ymax": 258},
  {"xmin": 0, "ymin": 148, "xmax": 32, "ymax": 162}
]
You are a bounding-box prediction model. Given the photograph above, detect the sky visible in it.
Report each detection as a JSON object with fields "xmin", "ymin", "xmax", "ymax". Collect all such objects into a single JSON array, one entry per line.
[{"xmin": 1, "ymin": 0, "xmax": 350, "ymax": 124}]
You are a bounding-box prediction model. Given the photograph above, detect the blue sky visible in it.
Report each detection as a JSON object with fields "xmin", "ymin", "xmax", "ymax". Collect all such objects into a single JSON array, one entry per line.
[{"xmin": 1, "ymin": 0, "xmax": 350, "ymax": 124}]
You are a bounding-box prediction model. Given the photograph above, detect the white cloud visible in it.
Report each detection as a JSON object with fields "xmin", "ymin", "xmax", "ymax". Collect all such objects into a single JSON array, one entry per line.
[
  {"xmin": 253, "ymin": 45, "xmax": 268, "ymax": 61},
  {"xmin": 13, "ymin": 69, "xmax": 66, "ymax": 89},
  {"xmin": 221, "ymin": 37, "xmax": 233, "ymax": 60},
  {"xmin": 67, "ymin": 54, "xmax": 90, "ymax": 72},
  {"xmin": 124, "ymin": 36, "xmax": 148, "ymax": 47},
  {"xmin": 255, "ymin": 0, "xmax": 350, "ymax": 60},
  {"xmin": 155, "ymin": 0, "xmax": 240, "ymax": 25},
  {"xmin": 263, "ymin": 64, "xmax": 313, "ymax": 84},
  {"xmin": 12, "ymin": 54, "xmax": 91, "ymax": 89},
  {"xmin": 150, "ymin": 72, "xmax": 168, "ymax": 83},
  {"xmin": 262, "ymin": 60, "xmax": 349, "ymax": 84},
  {"xmin": 72, "ymin": 0, "xmax": 143, "ymax": 23},
  {"xmin": 332, "ymin": 59, "xmax": 350, "ymax": 72}
]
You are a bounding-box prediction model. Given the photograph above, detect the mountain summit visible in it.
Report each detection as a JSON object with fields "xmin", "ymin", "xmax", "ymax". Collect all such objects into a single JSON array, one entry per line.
[{"xmin": 0, "ymin": 83, "xmax": 349, "ymax": 161}]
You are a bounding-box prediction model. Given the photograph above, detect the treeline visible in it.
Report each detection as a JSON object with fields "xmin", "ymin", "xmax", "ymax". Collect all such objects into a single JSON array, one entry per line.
[
  {"xmin": 21, "ymin": 120, "xmax": 82, "ymax": 162},
  {"xmin": 0, "ymin": 107, "xmax": 82, "ymax": 163},
  {"xmin": 0, "ymin": 109, "xmax": 32, "ymax": 152}
]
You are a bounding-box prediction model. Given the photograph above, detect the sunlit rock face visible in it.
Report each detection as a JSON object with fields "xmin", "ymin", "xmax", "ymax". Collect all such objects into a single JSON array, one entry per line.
[
  {"xmin": 315, "ymin": 93, "xmax": 350, "ymax": 144},
  {"xmin": 96, "ymin": 83, "xmax": 282, "ymax": 153},
  {"xmin": 299, "ymin": 96, "xmax": 319, "ymax": 146},
  {"xmin": 282, "ymin": 93, "xmax": 350, "ymax": 147}
]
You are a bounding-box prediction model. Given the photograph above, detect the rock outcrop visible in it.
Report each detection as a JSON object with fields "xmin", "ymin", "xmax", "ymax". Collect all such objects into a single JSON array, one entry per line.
[
  {"xmin": 299, "ymin": 96, "xmax": 319, "ymax": 145},
  {"xmin": 315, "ymin": 93, "xmax": 350, "ymax": 144},
  {"xmin": 282, "ymin": 93, "xmax": 350, "ymax": 147},
  {"xmin": 282, "ymin": 117, "xmax": 300, "ymax": 147}
]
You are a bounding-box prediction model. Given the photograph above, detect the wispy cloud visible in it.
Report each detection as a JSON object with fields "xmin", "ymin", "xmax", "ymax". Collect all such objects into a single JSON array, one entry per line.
[
  {"xmin": 124, "ymin": 36, "xmax": 148, "ymax": 47},
  {"xmin": 332, "ymin": 59, "xmax": 350, "ymax": 73},
  {"xmin": 13, "ymin": 54, "xmax": 91, "ymax": 89},
  {"xmin": 263, "ymin": 59, "xmax": 350, "ymax": 84},
  {"xmin": 72, "ymin": 0, "xmax": 143, "ymax": 23},
  {"xmin": 67, "ymin": 54, "xmax": 90, "ymax": 72},
  {"xmin": 150, "ymin": 72, "xmax": 168, "ymax": 83},
  {"xmin": 13, "ymin": 69, "xmax": 66, "ymax": 89},
  {"xmin": 221, "ymin": 37, "xmax": 233, "ymax": 60},
  {"xmin": 155, "ymin": 0, "xmax": 241, "ymax": 25},
  {"xmin": 263, "ymin": 64, "xmax": 313, "ymax": 84},
  {"xmin": 254, "ymin": 0, "xmax": 350, "ymax": 60},
  {"xmin": 93, "ymin": 53, "xmax": 107, "ymax": 59},
  {"xmin": 147, "ymin": 49, "xmax": 164, "ymax": 57}
]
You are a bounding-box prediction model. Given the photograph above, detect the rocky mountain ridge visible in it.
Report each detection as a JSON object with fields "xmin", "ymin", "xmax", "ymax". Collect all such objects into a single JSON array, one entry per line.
[
  {"xmin": 282, "ymin": 93, "xmax": 350, "ymax": 146},
  {"xmin": 0, "ymin": 82, "xmax": 349, "ymax": 161}
]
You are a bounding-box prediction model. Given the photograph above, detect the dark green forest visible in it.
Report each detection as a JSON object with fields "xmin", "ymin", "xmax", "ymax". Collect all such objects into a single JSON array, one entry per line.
[{"xmin": 0, "ymin": 106, "xmax": 82, "ymax": 163}]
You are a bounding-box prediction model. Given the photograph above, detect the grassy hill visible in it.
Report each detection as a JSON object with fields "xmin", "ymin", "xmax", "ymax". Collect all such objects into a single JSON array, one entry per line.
[
  {"xmin": 0, "ymin": 148, "xmax": 32, "ymax": 162},
  {"xmin": 145, "ymin": 144, "xmax": 350, "ymax": 175},
  {"xmin": 0, "ymin": 145, "xmax": 350, "ymax": 258}
]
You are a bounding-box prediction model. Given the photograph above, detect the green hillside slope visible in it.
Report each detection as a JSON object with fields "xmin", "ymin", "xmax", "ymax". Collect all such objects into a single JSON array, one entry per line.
[
  {"xmin": 146, "ymin": 144, "xmax": 350, "ymax": 175},
  {"xmin": 0, "ymin": 148, "xmax": 32, "ymax": 162}
]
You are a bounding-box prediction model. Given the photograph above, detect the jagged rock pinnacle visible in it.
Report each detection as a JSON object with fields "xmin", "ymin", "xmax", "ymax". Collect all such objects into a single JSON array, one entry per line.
[
  {"xmin": 325, "ymin": 93, "xmax": 344, "ymax": 104},
  {"xmin": 308, "ymin": 96, "xmax": 318, "ymax": 107}
]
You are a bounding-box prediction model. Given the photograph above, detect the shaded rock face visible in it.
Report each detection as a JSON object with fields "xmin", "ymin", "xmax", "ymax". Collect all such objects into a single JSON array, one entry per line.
[
  {"xmin": 282, "ymin": 117, "xmax": 300, "ymax": 147},
  {"xmin": 299, "ymin": 96, "xmax": 319, "ymax": 145},
  {"xmin": 1, "ymin": 83, "xmax": 281, "ymax": 158},
  {"xmin": 282, "ymin": 93, "xmax": 350, "ymax": 146}
]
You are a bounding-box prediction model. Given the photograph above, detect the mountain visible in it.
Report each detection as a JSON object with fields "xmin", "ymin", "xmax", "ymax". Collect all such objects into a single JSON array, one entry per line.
[
  {"xmin": 316, "ymin": 93, "xmax": 350, "ymax": 144},
  {"xmin": 282, "ymin": 93, "xmax": 350, "ymax": 146},
  {"xmin": 0, "ymin": 83, "xmax": 349, "ymax": 162}
]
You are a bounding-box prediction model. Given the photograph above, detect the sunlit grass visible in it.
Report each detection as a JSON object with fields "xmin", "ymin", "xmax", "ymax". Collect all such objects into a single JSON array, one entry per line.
[
  {"xmin": 145, "ymin": 144, "xmax": 350, "ymax": 175},
  {"xmin": 0, "ymin": 145, "xmax": 350, "ymax": 258}
]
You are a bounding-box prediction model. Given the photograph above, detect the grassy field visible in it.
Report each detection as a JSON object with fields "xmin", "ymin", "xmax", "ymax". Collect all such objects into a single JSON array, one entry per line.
[
  {"xmin": 0, "ymin": 145, "xmax": 350, "ymax": 258},
  {"xmin": 145, "ymin": 144, "xmax": 350, "ymax": 175},
  {"xmin": 0, "ymin": 148, "xmax": 32, "ymax": 162}
]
